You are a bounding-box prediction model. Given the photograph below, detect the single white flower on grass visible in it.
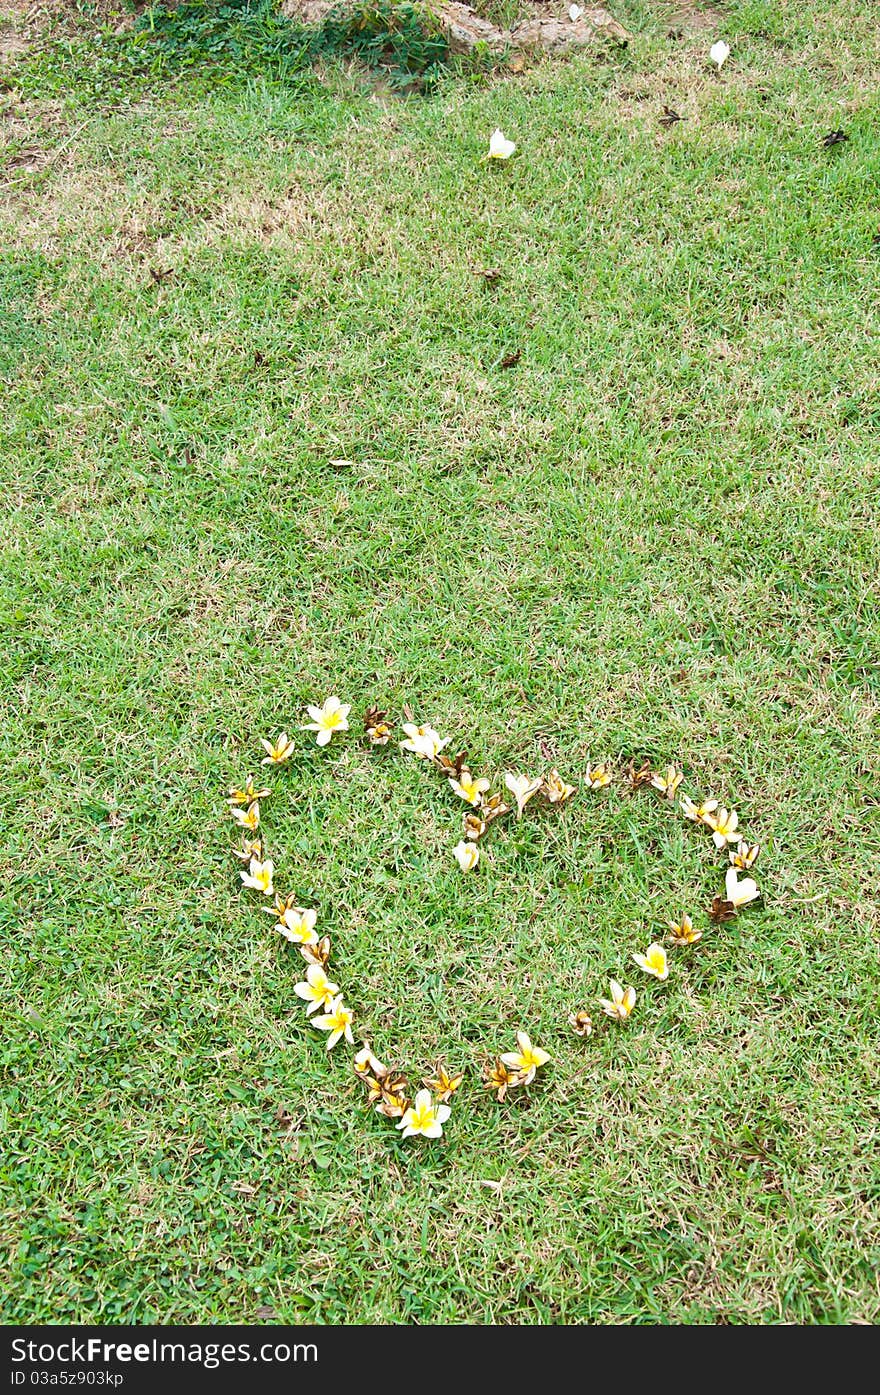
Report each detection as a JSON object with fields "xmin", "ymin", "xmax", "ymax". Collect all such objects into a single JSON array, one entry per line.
[
  {"xmin": 449, "ymin": 771, "xmax": 491, "ymax": 806},
  {"xmin": 600, "ymin": 979, "xmax": 636, "ymax": 1021},
  {"xmin": 260, "ymin": 732, "xmax": 295, "ymax": 765},
  {"xmin": 542, "ymin": 769, "xmax": 576, "ymax": 804},
  {"xmin": 569, "ymin": 4, "xmax": 582, "ymax": 19},
  {"xmin": 710, "ymin": 40, "xmax": 731, "ymax": 70},
  {"xmin": 730, "ymin": 840, "xmax": 760, "ymax": 871},
  {"xmin": 651, "ymin": 765, "xmax": 684, "ymax": 799},
  {"xmin": 487, "ymin": 129, "xmax": 516, "ymax": 160},
  {"xmin": 276, "ymin": 905, "xmax": 318, "ymax": 945},
  {"xmin": 311, "ymin": 995, "xmax": 354, "ymax": 1050},
  {"xmin": 397, "ymin": 1089, "xmax": 451, "ymax": 1140},
  {"xmin": 294, "ymin": 964, "xmax": 339, "ymax": 1015},
  {"xmin": 504, "ymin": 771, "xmax": 542, "ymax": 817},
  {"xmin": 228, "ymin": 778, "xmax": 270, "ymax": 806},
  {"xmin": 707, "ymin": 806, "xmax": 739, "ymax": 849},
  {"xmin": 400, "ymin": 723, "xmax": 450, "ymax": 760},
  {"xmin": 303, "ymin": 696, "xmax": 350, "ymax": 746},
  {"xmin": 568, "ymin": 1010, "xmax": 593, "ymax": 1037},
  {"xmin": 668, "ymin": 913, "xmax": 702, "ymax": 946},
  {"xmin": 725, "ymin": 867, "xmax": 760, "ymax": 908},
  {"xmin": 240, "ymin": 856, "xmax": 274, "ymax": 894},
  {"xmin": 680, "ymin": 795, "xmax": 719, "ymax": 823},
  {"xmin": 633, "ymin": 943, "xmax": 670, "ymax": 980},
  {"xmin": 500, "ymin": 1030, "xmax": 550, "ymax": 1085},
  {"xmin": 453, "ymin": 840, "xmax": 480, "ymax": 872},
  {"xmin": 586, "ymin": 762, "xmax": 613, "ymax": 790},
  {"xmin": 231, "ymin": 801, "xmax": 260, "ymax": 832}
]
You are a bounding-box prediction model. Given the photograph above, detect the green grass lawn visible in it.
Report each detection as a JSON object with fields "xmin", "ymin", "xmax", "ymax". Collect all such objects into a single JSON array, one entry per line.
[{"xmin": 2, "ymin": 0, "xmax": 879, "ymax": 1324}]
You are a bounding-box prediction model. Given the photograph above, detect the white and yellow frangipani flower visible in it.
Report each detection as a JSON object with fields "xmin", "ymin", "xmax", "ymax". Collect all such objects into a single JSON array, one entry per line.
[
  {"xmin": 397, "ymin": 1088, "xmax": 451, "ymax": 1139},
  {"xmin": 239, "ymin": 856, "xmax": 274, "ymax": 894},
  {"xmin": 710, "ymin": 39, "xmax": 730, "ymax": 70},
  {"xmin": 423, "ymin": 1064, "xmax": 464, "ymax": 1104},
  {"xmin": 599, "ymin": 979, "xmax": 636, "ymax": 1021},
  {"xmin": 707, "ymin": 807, "xmax": 739, "ymax": 849},
  {"xmin": 568, "ymin": 1010, "xmax": 593, "ymax": 1037},
  {"xmin": 463, "ymin": 812, "xmax": 486, "ymax": 841},
  {"xmin": 353, "ymin": 1041, "xmax": 387, "ymax": 1078},
  {"xmin": 453, "ymin": 840, "xmax": 480, "ymax": 872},
  {"xmin": 294, "ymin": 964, "xmax": 339, "ymax": 1015},
  {"xmin": 680, "ymin": 795, "xmax": 719, "ymax": 824},
  {"xmin": 399, "ymin": 723, "xmax": 450, "ymax": 760},
  {"xmin": 633, "ymin": 943, "xmax": 670, "ymax": 981},
  {"xmin": 231, "ymin": 801, "xmax": 260, "ymax": 832},
  {"xmin": 232, "ymin": 837, "xmax": 263, "ymax": 862},
  {"xmin": 668, "ymin": 913, "xmax": 702, "ymax": 946},
  {"xmin": 504, "ymin": 771, "xmax": 542, "ymax": 817},
  {"xmin": 260, "ymin": 732, "xmax": 295, "ymax": 765},
  {"xmin": 725, "ymin": 867, "xmax": 760, "ymax": 908},
  {"xmin": 276, "ymin": 905, "xmax": 319, "ymax": 945},
  {"xmin": 311, "ymin": 995, "xmax": 354, "ymax": 1051},
  {"xmin": 484, "ymin": 1059, "xmax": 524, "ymax": 1101},
  {"xmin": 228, "ymin": 777, "xmax": 270, "ymax": 806},
  {"xmin": 303, "ymin": 696, "xmax": 351, "ymax": 746},
  {"xmin": 651, "ymin": 765, "xmax": 684, "ymax": 799},
  {"xmin": 487, "ymin": 129, "xmax": 516, "ymax": 160},
  {"xmin": 449, "ymin": 771, "xmax": 491, "ymax": 806},
  {"xmin": 543, "ymin": 769, "xmax": 576, "ymax": 804},
  {"xmin": 586, "ymin": 762, "xmax": 613, "ymax": 790},
  {"xmin": 500, "ymin": 1030, "xmax": 550, "ymax": 1085},
  {"xmin": 730, "ymin": 841, "xmax": 760, "ymax": 871}
]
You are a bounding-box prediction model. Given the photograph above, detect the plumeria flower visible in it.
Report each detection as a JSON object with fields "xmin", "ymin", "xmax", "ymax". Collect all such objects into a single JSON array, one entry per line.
[
  {"xmin": 227, "ymin": 777, "xmax": 270, "ymax": 806},
  {"xmin": 397, "ymin": 1089, "xmax": 451, "ymax": 1139},
  {"xmin": 303, "ymin": 696, "xmax": 351, "ymax": 746},
  {"xmin": 484, "ymin": 1059, "xmax": 523, "ymax": 1101},
  {"xmin": 294, "ymin": 964, "xmax": 339, "ymax": 1015},
  {"xmin": 449, "ymin": 770, "xmax": 491, "ymax": 806},
  {"xmin": 373, "ymin": 1077, "xmax": 411, "ymax": 1119},
  {"xmin": 300, "ymin": 935, "xmax": 332, "ymax": 968},
  {"xmin": 482, "ymin": 792, "xmax": 510, "ymax": 825},
  {"xmin": 399, "ymin": 723, "xmax": 450, "ymax": 760},
  {"xmin": 599, "ymin": 979, "xmax": 637, "ymax": 1021},
  {"xmin": 586, "ymin": 762, "xmax": 613, "ymax": 790},
  {"xmin": 680, "ymin": 795, "xmax": 719, "ymax": 824},
  {"xmin": 568, "ymin": 1010, "xmax": 593, "ymax": 1037},
  {"xmin": 232, "ymin": 837, "xmax": 263, "ymax": 862},
  {"xmin": 633, "ymin": 943, "xmax": 669, "ymax": 980},
  {"xmin": 423, "ymin": 1064, "xmax": 464, "ymax": 1103},
  {"xmin": 668, "ymin": 913, "xmax": 702, "ymax": 946},
  {"xmin": 710, "ymin": 39, "xmax": 730, "ymax": 70},
  {"xmin": 504, "ymin": 771, "xmax": 542, "ymax": 817},
  {"xmin": 710, "ymin": 896, "xmax": 737, "ymax": 924},
  {"xmin": 364, "ymin": 706, "xmax": 393, "ymax": 746},
  {"xmin": 651, "ymin": 765, "xmax": 684, "ymax": 799},
  {"xmin": 569, "ymin": 3, "xmax": 582, "ymax": 18},
  {"xmin": 725, "ymin": 867, "xmax": 760, "ymax": 908},
  {"xmin": 542, "ymin": 769, "xmax": 575, "ymax": 804},
  {"xmin": 354, "ymin": 1041, "xmax": 388, "ymax": 1079},
  {"xmin": 707, "ymin": 807, "xmax": 739, "ymax": 849},
  {"xmin": 231, "ymin": 801, "xmax": 260, "ymax": 832},
  {"xmin": 240, "ymin": 856, "xmax": 274, "ymax": 894},
  {"xmin": 260, "ymin": 732, "xmax": 296, "ymax": 765},
  {"xmin": 487, "ymin": 129, "xmax": 516, "ymax": 161},
  {"xmin": 500, "ymin": 1031, "xmax": 550, "ymax": 1085},
  {"xmin": 311, "ymin": 995, "xmax": 354, "ymax": 1051},
  {"xmin": 276, "ymin": 905, "xmax": 319, "ymax": 945},
  {"xmin": 730, "ymin": 841, "xmax": 760, "ymax": 871},
  {"xmin": 453, "ymin": 840, "xmax": 480, "ymax": 872},
  {"xmin": 463, "ymin": 812, "xmax": 486, "ymax": 841}
]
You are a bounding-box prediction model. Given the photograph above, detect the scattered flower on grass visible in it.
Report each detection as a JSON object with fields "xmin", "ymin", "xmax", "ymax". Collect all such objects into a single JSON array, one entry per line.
[
  {"xmin": 228, "ymin": 778, "xmax": 270, "ymax": 806},
  {"xmin": 730, "ymin": 841, "xmax": 760, "ymax": 871},
  {"xmin": 400, "ymin": 723, "xmax": 450, "ymax": 760},
  {"xmin": 463, "ymin": 812, "xmax": 487, "ymax": 841},
  {"xmin": 397, "ymin": 1089, "xmax": 451, "ymax": 1139},
  {"xmin": 707, "ymin": 807, "xmax": 739, "ymax": 848},
  {"xmin": 354, "ymin": 1042, "xmax": 388, "ymax": 1078},
  {"xmin": 449, "ymin": 770, "xmax": 491, "ymax": 806},
  {"xmin": 260, "ymin": 732, "xmax": 296, "ymax": 765},
  {"xmin": 311, "ymin": 995, "xmax": 354, "ymax": 1050},
  {"xmin": 435, "ymin": 749, "xmax": 468, "ymax": 778},
  {"xmin": 232, "ymin": 837, "xmax": 262, "ymax": 862},
  {"xmin": 504, "ymin": 771, "xmax": 543, "ymax": 817},
  {"xmin": 303, "ymin": 696, "xmax": 351, "ymax": 746},
  {"xmin": 454, "ymin": 840, "xmax": 480, "ymax": 872},
  {"xmin": 424, "ymin": 1064, "xmax": 464, "ymax": 1103},
  {"xmin": 568, "ymin": 1010, "xmax": 593, "ymax": 1037},
  {"xmin": 500, "ymin": 1031, "xmax": 550, "ymax": 1084},
  {"xmin": 668, "ymin": 913, "xmax": 702, "ymax": 946},
  {"xmin": 373, "ymin": 1077, "xmax": 411, "ymax": 1118},
  {"xmin": 626, "ymin": 759, "xmax": 654, "ymax": 789},
  {"xmin": 276, "ymin": 906, "xmax": 318, "ymax": 944},
  {"xmin": 487, "ymin": 129, "xmax": 516, "ymax": 160},
  {"xmin": 300, "ymin": 935, "xmax": 332, "ymax": 968},
  {"xmin": 231, "ymin": 801, "xmax": 260, "ymax": 832},
  {"xmin": 543, "ymin": 769, "xmax": 575, "ymax": 804},
  {"xmin": 484, "ymin": 1060, "xmax": 524, "ymax": 1102},
  {"xmin": 294, "ymin": 964, "xmax": 339, "ymax": 1015},
  {"xmin": 569, "ymin": 3, "xmax": 582, "ymax": 18},
  {"xmin": 709, "ymin": 895, "xmax": 737, "ymax": 923},
  {"xmin": 633, "ymin": 943, "xmax": 669, "ymax": 980},
  {"xmin": 651, "ymin": 765, "xmax": 684, "ymax": 799},
  {"xmin": 586, "ymin": 762, "xmax": 613, "ymax": 790},
  {"xmin": 482, "ymin": 792, "xmax": 511, "ymax": 824},
  {"xmin": 725, "ymin": 867, "xmax": 760, "ymax": 908},
  {"xmin": 240, "ymin": 856, "xmax": 274, "ymax": 894},
  {"xmin": 364, "ymin": 706, "xmax": 393, "ymax": 746},
  {"xmin": 680, "ymin": 795, "xmax": 718, "ymax": 823},
  {"xmin": 600, "ymin": 980, "xmax": 637, "ymax": 1021},
  {"xmin": 710, "ymin": 39, "xmax": 730, "ymax": 70}
]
